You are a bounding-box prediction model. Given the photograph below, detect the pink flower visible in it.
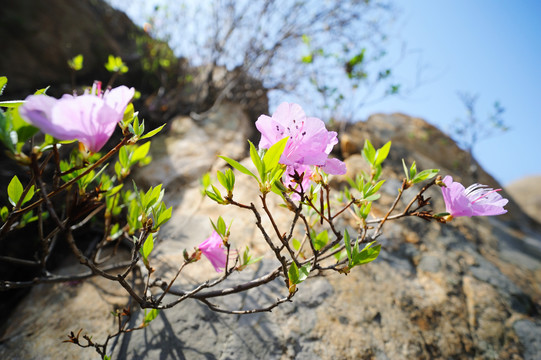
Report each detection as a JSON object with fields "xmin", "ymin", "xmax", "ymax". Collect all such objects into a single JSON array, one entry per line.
[
  {"xmin": 255, "ymin": 102, "xmax": 346, "ymax": 175},
  {"xmin": 198, "ymin": 231, "xmax": 227, "ymax": 272},
  {"xmin": 441, "ymin": 175, "xmax": 508, "ymax": 218},
  {"xmin": 19, "ymin": 84, "xmax": 134, "ymax": 152}
]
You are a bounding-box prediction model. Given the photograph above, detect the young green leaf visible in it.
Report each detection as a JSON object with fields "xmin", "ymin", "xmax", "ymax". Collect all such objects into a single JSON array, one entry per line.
[
  {"xmin": 374, "ymin": 141, "xmax": 391, "ymax": 166},
  {"xmin": 140, "ymin": 124, "xmax": 165, "ymax": 140},
  {"xmin": 362, "ymin": 140, "xmax": 376, "ymax": 165},
  {"xmin": 262, "ymin": 136, "xmax": 288, "ymax": 174},
  {"xmin": 205, "ymin": 189, "xmax": 224, "ymax": 204},
  {"xmin": 155, "ymin": 206, "xmax": 172, "ymax": 228},
  {"xmin": 141, "ymin": 233, "xmax": 154, "ymax": 261},
  {"xmin": 119, "ymin": 146, "xmax": 129, "ymax": 168},
  {"xmin": 7, "ymin": 176, "xmax": 23, "ymax": 207},
  {"xmin": 143, "ymin": 308, "xmax": 159, "ymax": 324},
  {"xmin": 288, "ymin": 262, "xmax": 312, "ymax": 285},
  {"xmin": 217, "ymin": 170, "xmax": 229, "ymax": 191},
  {"xmin": 0, "ymin": 206, "xmax": 8, "ymax": 222},
  {"xmin": 219, "ymin": 155, "xmax": 257, "ymax": 180},
  {"xmin": 297, "ymin": 263, "xmax": 311, "ymax": 283},
  {"xmin": 67, "ymin": 54, "xmax": 84, "ymax": 71},
  {"xmin": 217, "ymin": 216, "xmax": 226, "ymax": 236},
  {"xmin": 21, "ymin": 185, "xmax": 35, "ymax": 206},
  {"xmin": 352, "ymin": 241, "xmax": 381, "ymax": 265},
  {"xmin": 312, "ymin": 230, "xmax": 329, "ymax": 251},
  {"xmin": 249, "ymin": 140, "xmax": 265, "ymax": 180},
  {"xmin": 402, "ymin": 159, "xmax": 410, "ymax": 180},
  {"xmin": 343, "ymin": 229, "xmax": 353, "ymax": 267},
  {"xmin": 0, "ymin": 77, "xmax": 7, "ymax": 96},
  {"xmin": 131, "ymin": 141, "xmax": 151, "ymax": 164},
  {"xmin": 412, "ymin": 169, "xmax": 439, "ymax": 184},
  {"xmin": 409, "ymin": 161, "xmax": 417, "ymax": 180}
]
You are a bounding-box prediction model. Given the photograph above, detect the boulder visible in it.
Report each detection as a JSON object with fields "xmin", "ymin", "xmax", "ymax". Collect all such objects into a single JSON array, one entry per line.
[{"xmin": 1, "ymin": 112, "xmax": 540, "ymax": 360}]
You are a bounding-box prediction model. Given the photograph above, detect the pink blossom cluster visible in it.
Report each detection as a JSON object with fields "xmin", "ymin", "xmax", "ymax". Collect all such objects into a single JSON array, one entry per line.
[
  {"xmin": 441, "ymin": 175, "xmax": 508, "ymax": 218},
  {"xmin": 256, "ymin": 102, "xmax": 346, "ymax": 193},
  {"xmin": 198, "ymin": 231, "xmax": 227, "ymax": 272},
  {"xmin": 20, "ymin": 83, "xmax": 134, "ymax": 152}
]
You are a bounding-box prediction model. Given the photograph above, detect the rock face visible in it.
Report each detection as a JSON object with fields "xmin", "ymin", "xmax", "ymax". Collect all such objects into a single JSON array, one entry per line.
[
  {"xmin": 1, "ymin": 109, "xmax": 540, "ymax": 360},
  {"xmin": 0, "ymin": 0, "xmax": 141, "ymax": 94},
  {"xmin": 0, "ymin": 0, "xmax": 268, "ymax": 127},
  {"xmin": 1, "ymin": 1, "xmax": 541, "ymax": 359},
  {"xmin": 506, "ymin": 175, "xmax": 541, "ymax": 225}
]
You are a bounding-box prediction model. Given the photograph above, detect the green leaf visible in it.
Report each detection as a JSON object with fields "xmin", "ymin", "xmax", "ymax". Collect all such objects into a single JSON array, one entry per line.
[
  {"xmin": 68, "ymin": 54, "xmax": 84, "ymax": 71},
  {"xmin": 347, "ymin": 49, "xmax": 365, "ymax": 67},
  {"xmin": 144, "ymin": 308, "xmax": 159, "ymax": 324},
  {"xmin": 353, "ymin": 241, "xmax": 381, "ymax": 265},
  {"xmin": 365, "ymin": 180, "xmax": 385, "ymax": 198},
  {"xmin": 0, "ymin": 100, "xmax": 24, "ymax": 108},
  {"xmin": 362, "ymin": 140, "xmax": 376, "ymax": 165},
  {"xmin": 344, "ymin": 229, "xmax": 353, "ymax": 267},
  {"xmin": 409, "ymin": 161, "xmax": 417, "ymax": 180},
  {"xmin": 243, "ymin": 251, "xmax": 263, "ymax": 267},
  {"xmin": 219, "ymin": 155, "xmax": 257, "ymax": 180},
  {"xmin": 7, "ymin": 176, "xmax": 23, "ymax": 207},
  {"xmin": 360, "ymin": 202, "xmax": 372, "ymax": 219},
  {"xmin": 298, "ymin": 263, "xmax": 311, "ymax": 283},
  {"xmin": 263, "ymin": 136, "xmax": 288, "ymax": 175},
  {"xmin": 225, "ymin": 168, "xmax": 235, "ymax": 190},
  {"xmin": 374, "ymin": 141, "xmax": 391, "ymax": 166},
  {"xmin": 249, "ymin": 140, "xmax": 265, "ymax": 180},
  {"xmin": 21, "ymin": 185, "xmax": 35, "ymax": 206},
  {"xmin": 402, "ymin": 159, "xmax": 410, "ymax": 180},
  {"xmin": 217, "ymin": 170, "xmax": 229, "ymax": 191},
  {"xmin": 119, "ymin": 146, "xmax": 129, "ymax": 168},
  {"xmin": 301, "ymin": 54, "xmax": 313, "ymax": 64},
  {"xmin": 205, "ymin": 189, "xmax": 224, "ymax": 204},
  {"xmin": 412, "ymin": 169, "xmax": 439, "ymax": 184},
  {"xmin": 34, "ymin": 87, "xmax": 49, "ymax": 95},
  {"xmin": 217, "ymin": 216, "xmax": 226, "ymax": 236},
  {"xmin": 131, "ymin": 141, "xmax": 151, "ymax": 164},
  {"xmin": 363, "ymin": 193, "xmax": 381, "ymax": 202},
  {"xmin": 210, "ymin": 185, "xmax": 222, "ymax": 202},
  {"xmin": 312, "ymin": 230, "xmax": 329, "ymax": 251},
  {"xmin": 156, "ymin": 206, "xmax": 172, "ymax": 228},
  {"xmin": 0, "ymin": 206, "xmax": 8, "ymax": 222},
  {"xmin": 141, "ymin": 233, "xmax": 154, "ymax": 261},
  {"xmin": 292, "ymin": 238, "xmax": 301, "ymax": 251},
  {"xmin": 200, "ymin": 172, "xmax": 211, "ymax": 189},
  {"xmin": 123, "ymin": 103, "xmax": 135, "ymax": 124},
  {"xmin": 105, "ymin": 55, "xmax": 129, "ymax": 73},
  {"xmin": 0, "ymin": 77, "xmax": 7, "ymax": 96},
  {"xmin": 268, "ymin": 165, "xmax": 285, "ymax": 187},
  {"xmin": 288, "ymin": 262, "xmax": 311, "ymax": 285},
  {"xmin": 288, "ymin": 262, "xmax": 300, "ymax": 284},
  {"xmin": 107, "ymin": 184, "xmax": 124, "ymax": 197},
  {"xmin": 140, "ymin": 124, "xmax": 165, "ymax": 140}
]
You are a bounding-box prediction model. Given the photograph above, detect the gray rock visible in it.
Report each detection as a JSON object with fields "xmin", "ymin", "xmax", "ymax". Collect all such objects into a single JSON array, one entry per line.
[{"xmin": 513, "ymin": 320, "xmax": 541, "ymax": 360}]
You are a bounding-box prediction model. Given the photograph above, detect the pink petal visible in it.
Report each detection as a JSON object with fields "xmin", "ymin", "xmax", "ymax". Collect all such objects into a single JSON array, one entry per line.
[
  {"xmin": 322, "ymin": 158, "xmax": 347, "ymax": 175},
  {"xmin": 19, "ymin": 95, "xmax": 59, "ymax": 135},
  {"xmin": 198, "ymin": 231, "xmax": 227, "ymax": 272}
]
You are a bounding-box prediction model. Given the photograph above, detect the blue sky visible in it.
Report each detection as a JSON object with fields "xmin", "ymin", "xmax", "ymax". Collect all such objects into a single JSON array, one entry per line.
[
  {"xmin": 357, "ymin": 1, "xmax": 541, "ymax": 185},
  {"xmin": 109, "ymin": 0, "xmax": 540, "ymax": 185}
]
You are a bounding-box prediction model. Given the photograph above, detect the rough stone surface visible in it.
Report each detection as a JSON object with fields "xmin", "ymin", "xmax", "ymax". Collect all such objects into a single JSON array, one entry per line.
[
  {"xmin": 505, "ymin": 175, "xmax": 541, "ymax": 225},
  {"xmin": 1, "ymin": 1, "xmax": 541, "ymax": 359},
  {"xmin": 1, "ymin": 111, "xmax": 540, "ymax": 360}
]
